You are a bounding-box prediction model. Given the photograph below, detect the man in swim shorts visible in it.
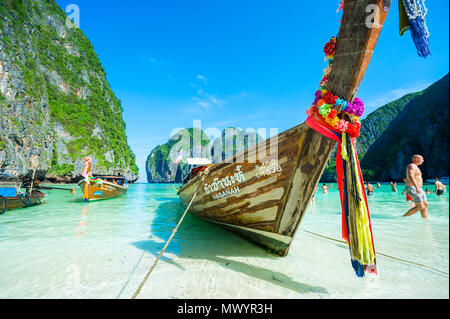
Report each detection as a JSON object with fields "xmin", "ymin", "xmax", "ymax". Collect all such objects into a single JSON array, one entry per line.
[
  {"xmin": 434, "ymin": 178, "xmax": 446, "ymax": 196},
  {"xmin": 403, "ymin": 155, "xmax": 428, "ymax": 218},
  {"xmin": 367, "ymin": 182, "xmax": 374, "ymax": 196}
]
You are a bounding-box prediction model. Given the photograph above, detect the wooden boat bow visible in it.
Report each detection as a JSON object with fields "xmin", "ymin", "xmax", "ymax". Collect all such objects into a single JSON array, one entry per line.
[{"xmin": 178, "ymin": 0, "xmax": 393, "ymax": 257}]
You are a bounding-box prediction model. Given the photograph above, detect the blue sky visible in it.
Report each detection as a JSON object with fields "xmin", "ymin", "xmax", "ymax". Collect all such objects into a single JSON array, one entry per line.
[{"xmin": 55, "ymin": 0, "xmax": 449, "ymax": 182}]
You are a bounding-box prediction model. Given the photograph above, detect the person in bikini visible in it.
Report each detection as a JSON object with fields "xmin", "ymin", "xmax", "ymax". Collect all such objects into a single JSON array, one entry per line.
[
  {"xmin": 390, "ymin": 181, "xmax": 397, "ymax": 192},
  {"xmin": 403, "ymin": 155, "xmax": 428, "ymax": 218}
]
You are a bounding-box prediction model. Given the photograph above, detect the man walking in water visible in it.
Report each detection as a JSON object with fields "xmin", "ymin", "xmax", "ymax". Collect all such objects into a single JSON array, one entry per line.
[{"xmin": 403, "ymin": 155, "xmax": 428, "ymax": 218}]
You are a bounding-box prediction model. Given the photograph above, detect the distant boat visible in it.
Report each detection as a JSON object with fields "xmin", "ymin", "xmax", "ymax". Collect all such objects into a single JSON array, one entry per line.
[
  {"xmin": 78, "ymin": 157, "xmax": 128, "ymax": 201},
  {"xmin": 78, "ymin": 175, "xmax": 128, "ymax": 202},
  {"xmin": 178, "ymin": 0, "xmax": 392, "ymax": 257},
  {"xmin": 0, "ymin": 173, "xmax": 46, "ymax": 214}
]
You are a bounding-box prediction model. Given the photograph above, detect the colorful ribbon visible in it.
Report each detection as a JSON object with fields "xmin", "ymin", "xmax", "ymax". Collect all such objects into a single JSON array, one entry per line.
[{"xmin": 306, "ymin": 113, "xmax": 377, "ymax": 277}]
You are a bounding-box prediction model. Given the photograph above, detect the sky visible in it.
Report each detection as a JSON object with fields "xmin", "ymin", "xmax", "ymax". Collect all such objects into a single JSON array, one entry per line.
[{"xmin": 55, "ymin": 0, "xmax": 449, "ymax": 182}]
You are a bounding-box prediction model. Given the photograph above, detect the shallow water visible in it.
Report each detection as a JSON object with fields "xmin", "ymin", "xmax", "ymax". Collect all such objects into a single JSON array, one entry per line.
[{"xmin": 0, "ymin": 183, "xmax": 448, "ymax": 299}]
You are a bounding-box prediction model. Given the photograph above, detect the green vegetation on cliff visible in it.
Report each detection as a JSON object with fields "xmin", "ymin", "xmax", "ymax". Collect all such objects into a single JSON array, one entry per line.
[
  {"xmin": 361, "ymin": 74, "xmax": 449, "ymax": 180},
  {"xmin": 0, "ymin": 0, "xmax": 138, "ymax": 178},
  {"xmin": 320, "ymin": 74, "xmax": 449, "ymax": 182}
]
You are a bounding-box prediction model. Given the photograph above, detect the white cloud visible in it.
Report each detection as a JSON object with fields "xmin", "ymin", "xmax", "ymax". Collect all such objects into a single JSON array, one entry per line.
[
  {"xmin": 364, "ymin": 81, "xmax": 432, "ymax": 110},
  {"xmin": 190, "ymin": 75, "xmax": 225, "ymax": 111},
  {"xmin": 196, "ymin": 75, "xmax": 208, "ymax": 85}
]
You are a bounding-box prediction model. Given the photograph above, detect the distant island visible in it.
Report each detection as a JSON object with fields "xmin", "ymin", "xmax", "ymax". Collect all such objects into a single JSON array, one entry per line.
[
  {"xmin": 0, "ymin": 0, "xmax": 138, "ymax": 183},
  {"xmin": 146, "ymin": 73, "xmax": 449, "ymax": 183}
]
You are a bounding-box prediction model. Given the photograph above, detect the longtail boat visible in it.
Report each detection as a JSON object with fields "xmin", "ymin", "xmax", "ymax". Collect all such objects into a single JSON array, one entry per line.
[
  {"xmin": 0, "ymin": 173, "xmax": 46, "ymax": 214},
  {"xmin": 176, "ymin": 0, "xmax": 431, "ymax": 277},
  {"xmin": 78, "ymin": 157, "xmax": 128, "ymax": 202}
]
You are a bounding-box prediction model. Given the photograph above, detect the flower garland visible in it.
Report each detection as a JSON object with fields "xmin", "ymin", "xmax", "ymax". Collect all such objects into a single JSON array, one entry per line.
[{"xmin": 309, "ymin": 35, "xmax": 365, "ymax": 138}]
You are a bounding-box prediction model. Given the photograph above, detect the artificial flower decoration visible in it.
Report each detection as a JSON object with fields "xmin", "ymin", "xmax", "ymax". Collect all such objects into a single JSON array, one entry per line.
[
  {"xmin": 323, "ymin": 37, "xmax": 337, "ymax": 58},
  {"xmin": 328, "ymin": 109, "xmax": 338, "ymax": 119},
  {"xmin": 345, "ymin": 97, "xmax": 364, "ymax": 117},
  {"xmin": 318, "ymin": 104, "xmax": 331, "ymax": 117},
  {"xmin": 323, "ymin": 91, "xmax": 338, "ymax": 105},
  {"xmin": 313, "ymin": 90, "xmax": 322, "ymax": 105},
  {"xmin": 336, "ymin": 119, "xmax": 348, "ymax": 131},
  {"xmin": 320, "ymin": 75, "xmax": 329, "ymax": 88}
]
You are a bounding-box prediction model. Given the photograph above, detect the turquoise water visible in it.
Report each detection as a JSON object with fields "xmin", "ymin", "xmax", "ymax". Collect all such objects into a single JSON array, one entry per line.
[{"xmin": 0, "ymin": 183, "xmax": 448, "ymax": 299}]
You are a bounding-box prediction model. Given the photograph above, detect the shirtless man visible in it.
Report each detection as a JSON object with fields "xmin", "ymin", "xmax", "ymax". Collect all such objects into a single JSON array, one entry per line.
[
  {"xmin": 434, "ymin": 178, "xmax": 446, "ymax": 196},
  {"xmin": 403, "ymin": 155, "xmax": 428, "ymax": 218},
  {"xmin": 322, "ymin": 184, "xmax": 328, "ymax": 194},
  {"xmin": 367, "ymin": 182, "xmax": 374, "ymax": 196}
]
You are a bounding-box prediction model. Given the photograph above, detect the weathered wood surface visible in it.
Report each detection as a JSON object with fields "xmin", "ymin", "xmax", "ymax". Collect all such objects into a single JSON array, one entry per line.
[
  {"xmin": 4, "ymin": 190, "xmax": 46, "ymax": 210},
  {"xmin": 78, "ymin": 180, "xmax": 128, "ymax": 201},
  {"xmin": 178, "ymin": 0, "xmax": 391, "ymax": 256}
]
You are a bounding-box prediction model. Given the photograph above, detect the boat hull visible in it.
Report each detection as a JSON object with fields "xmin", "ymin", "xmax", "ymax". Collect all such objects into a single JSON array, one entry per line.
[
  {"xmin": 2, "ymin": 191, "xmax": 46, "ymax": 211},
  {"xmin": 78, "ymin": 180, "xmax": 128, "ymax": 201},
  {"xmin": 178, "ymin": 124, "xmax": 334, "ymax": 256}
]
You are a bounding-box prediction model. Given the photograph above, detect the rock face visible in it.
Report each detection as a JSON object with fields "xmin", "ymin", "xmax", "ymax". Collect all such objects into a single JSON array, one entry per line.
[
  {"xmin": 361, "ymin": 74, "xmax": 449, "ymax": 180},
  {"xmin": 0, "ymin": 0, "xmax": 138, "ymax": 182},
  {"xmin": 146, "ymin": 127, "xmax": 262, "ymax": 183}
]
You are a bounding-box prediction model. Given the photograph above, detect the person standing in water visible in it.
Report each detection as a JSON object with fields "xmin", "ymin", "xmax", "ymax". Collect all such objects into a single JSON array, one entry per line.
[
  {"xmin": 434, "ymin": 178, "xmax": 446, "ymax": 196},
  {"xmin": 322, "ymin": 184, "xmax": 328, "ymax": 194},
  {"xmin": 403, "ymin": 155, "xmax": 428, "ymax": 218},
  {"xmin": 390, "ymin": 181, "xmax": 397, "ymax": 192},
  {"xmin": 367, "ymin": 182, "xmax": 374, "ymax": 196},
  {"xmin": 377, "ymin": 182, "xmax": 381, "ymax": 188},
  {"xmin": 401, "ymin": 178, "xmax": 413, "ymax": 202}
]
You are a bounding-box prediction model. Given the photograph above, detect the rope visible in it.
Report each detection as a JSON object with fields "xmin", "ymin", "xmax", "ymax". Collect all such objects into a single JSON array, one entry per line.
[
  {"xmin": 131, "ymin": 169, "xmax": 209, "ymax": 299},
  {"xmin": 303, "ymin": 229, "xmax": 449, "ymax": 276}
]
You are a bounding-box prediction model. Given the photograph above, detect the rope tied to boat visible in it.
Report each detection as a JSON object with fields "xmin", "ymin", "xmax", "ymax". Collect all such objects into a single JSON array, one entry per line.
[
  {"xmin": 131, "ymin": 168, "xmax": 210, "ymax": 299},
  {"xmin": 303, "ymin": 229, "xmax": 448, "ymax": 276}
]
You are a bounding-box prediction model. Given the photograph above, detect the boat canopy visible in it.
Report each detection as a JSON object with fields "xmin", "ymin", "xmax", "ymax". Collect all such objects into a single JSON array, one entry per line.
[{"xmin": 185, "ymin": 158, "xmax": 213, "ymax": 166}]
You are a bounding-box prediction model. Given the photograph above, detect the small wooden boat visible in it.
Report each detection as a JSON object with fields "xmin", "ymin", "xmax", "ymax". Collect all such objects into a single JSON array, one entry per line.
[
  {"xmin": 78, "ymin": 157, "xmax": 128, "ymax": 201},
  {"xmin": 178, "ymin": 0, "xmax": 392, "ymax": 257},
  {"xmin": 0, "ymin": 173, "xmax": 46, "ymax": 214},
  {"xmin": 78, "ymin": 175, "xmax": 128, "ymax": 202}
]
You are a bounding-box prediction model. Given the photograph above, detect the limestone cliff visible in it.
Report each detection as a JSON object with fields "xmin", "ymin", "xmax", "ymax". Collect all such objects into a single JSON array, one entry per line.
[
  {"xmin": 361, "ymin": 73, "xmax": 449, "ymax": 180},
  {"xmin": 0, "ymin": 0, "xmax": 138, "ymax": 182},
  {"xmin": 320, "ymin": 73, "xmax": 449, "ymax": 182},
  {"xmin": 146, "ymin": 127, "xmax": 262, "ymax": 183}
]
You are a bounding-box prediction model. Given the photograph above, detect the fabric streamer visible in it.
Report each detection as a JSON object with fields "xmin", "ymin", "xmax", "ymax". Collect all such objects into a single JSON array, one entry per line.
[
  {"xmin": 399, "ymin": 0, "xmax": 431, "ymax": 57},
  {"xmin": 306, "ymin": 113, "xmax": 377, "ymax": 277}
]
